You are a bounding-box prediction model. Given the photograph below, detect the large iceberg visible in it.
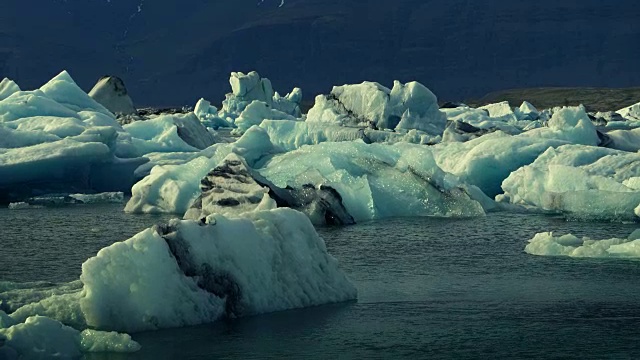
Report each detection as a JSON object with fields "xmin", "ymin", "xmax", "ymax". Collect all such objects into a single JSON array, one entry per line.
[
  {"xmin": 306, "ymin": 80, "xmax": 447, "ymax": 135},
  {"xmin": 525, "ymin": 229, "xmax": 640, "ymax": 259},
  {"xmin": 501, "ymin": 144, "xmax": 640, "ymax": 221},
  {"xmin": 259, "ymin": 141, "xmax": 487, "ymax": 221}
]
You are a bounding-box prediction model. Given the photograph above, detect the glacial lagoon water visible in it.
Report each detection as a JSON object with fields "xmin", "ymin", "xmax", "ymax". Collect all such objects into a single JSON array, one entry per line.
[{"xmin": 2, "ymin": 203, "xmax": 640, "ymax": 359}]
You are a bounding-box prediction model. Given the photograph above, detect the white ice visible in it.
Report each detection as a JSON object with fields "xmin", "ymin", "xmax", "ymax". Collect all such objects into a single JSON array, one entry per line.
[
  {"xmin": 306, "ymin": 80, "xmax": 446, "ymax": 135},
  {"xmin": 525, "ymin": 229, "xmax": 640, "ymax": 258},
  {"xmin": 501, "ymin": 144, "xmax": 640, "ymax": 221}
]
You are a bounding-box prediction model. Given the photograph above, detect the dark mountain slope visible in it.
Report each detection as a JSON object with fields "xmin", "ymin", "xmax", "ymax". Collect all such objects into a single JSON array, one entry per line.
[{"xmin": 2, "ymin": 0, "xmax": 639, "ymax": 106}]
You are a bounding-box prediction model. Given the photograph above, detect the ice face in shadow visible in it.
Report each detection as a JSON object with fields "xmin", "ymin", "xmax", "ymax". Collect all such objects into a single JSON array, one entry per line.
[
  {"xmin": 501, "ymin": 144, "xmax": 640, "ymax": 221},
  {"xmin": 525, "ymin": 229, "xmax": 640, "ymax": 259}
]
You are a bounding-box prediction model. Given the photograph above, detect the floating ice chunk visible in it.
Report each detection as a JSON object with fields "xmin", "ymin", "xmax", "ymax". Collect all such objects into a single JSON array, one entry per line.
[
  {"xmin": 69, "ymin": 192, "xmax": 124, "ymax": 204},
  {"xmin": 0, "ymin": 316, "xmax": 140, "ymax": 358},
  {"xmin": 501, "ymin": 144, "xmax": 640, "ymax": 221},
  {"xmin": 0, "ymin": 78, "xmax": 20, "ymax": 101},
  {"xmin": 233, "ymin": 100, "xmax": 297, "ymax": 134},
  {"xmin": 39, "ymin": 70, "xmax": 114, "ymax": 118},
  {"xmin": 220, "ymin": 71, "xmax": 301, "ymax": 120},
  {"xmin": 525, "ymin": 230, "xmax": 640, "ymax": 259},
  {"xmin": 230, "ymin": 71, "xmax": 274, "ymax": 104},
  {"xmin": 522, "ymin": 106, "xmax": 599, "ymax": 146},
  {"xmin": 273, "ymin": 87, "xmax": 302, "ymax": 117},
  {"xmin": 79, "ymin": 208, "xmax": 356, "ymax": 332},
  {"xmin": 88, "ymin": 76, "xmax": 137, "ymax": 115},
  {"xmin": 8, "ymin": 202, "xmax": 41, "ymax": 210}
]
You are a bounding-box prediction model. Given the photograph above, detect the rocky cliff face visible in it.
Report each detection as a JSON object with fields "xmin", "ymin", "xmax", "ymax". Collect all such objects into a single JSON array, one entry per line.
[{"xmin": 2, "ymin": 0, "xmax": 639, "ymax": 106}]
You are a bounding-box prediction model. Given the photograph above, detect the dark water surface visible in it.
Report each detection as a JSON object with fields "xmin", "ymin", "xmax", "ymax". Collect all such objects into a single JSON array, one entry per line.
[{"xmin": 1, "ymin": 204, "xmax": 640, "ymax": 359}]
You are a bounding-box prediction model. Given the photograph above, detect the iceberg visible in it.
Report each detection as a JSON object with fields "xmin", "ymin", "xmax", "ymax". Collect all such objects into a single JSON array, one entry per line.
[
  {"xmin": 219, "ymin": 71, "xmax": 302, "ymax": 121},
  {"xmin": 39, "ymin": 71, "xmax": 114, "ymax": 118},
  {"xmin": 0, "ymin": 315, "xmax": 140, "ymax": 358},
  {"xmin": 193, "ymin": 98, "xmax": 231, "ymax": 129},
  {"xmin": 525, "ymin": 229, "xmax": 640, "ymax": 259},
  {"xmin": 233, "ymin": 100, "xmax": 298, "ymax": 135},
  {"xmin": 88, "ymin": 75, "xmax": 137, "ymax": 115},
  {"xmin": 432, "ymin": 107, "xmax": 598, "ymax": 198},
  {"xmin": 306, "ymin": 80, "xmax": 446, "ymax": 135},
  {"xmin": 501, "ymin": 144, "xmax": 640, "ymax": 221},
  {"xmin": 0, "ymin": 71, "xmax": 164, "ymax": 201}
]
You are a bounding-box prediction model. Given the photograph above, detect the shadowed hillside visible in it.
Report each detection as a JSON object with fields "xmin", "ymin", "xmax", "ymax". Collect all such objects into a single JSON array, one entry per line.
[
  {"xmin": 470, "ymin": 88, "xmax": 640, "ymax": 112},
  {"xmin": 2, "ymin": 0, "xmax": 640, "ymax": 106}
]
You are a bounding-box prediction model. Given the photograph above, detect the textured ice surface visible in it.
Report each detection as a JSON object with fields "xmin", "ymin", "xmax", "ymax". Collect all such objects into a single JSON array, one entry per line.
[
  {"xmin": 0, "ymin": 315, "xmax": 140, "ymax": 358},
  {"xmin": 432, "ymin": 107, "xmax": 598, "ymax": 198},
  {"xmin": 88, "ymin": 76, "xmax": 137, "ymax": 115},
  {"xmin": 79, "ymin": 209, "xmax": 356, "ymax": 332},
  {"xmin": 233, "ymin": 100, "xmax": 297, "ymax": 134},
  {"xmin": 219, "ymin": 71, "xmax": 302, "ymax": 122},
  {"xmin": 501, "ymin": 144, "xmax": 640, "ymax": 221},
  {"xmin": 124, "ymin": 113, "xmax": 216, "ymax": 156},
  {"xmin": 259, "ymin": 141, "xmax": 486, "ymax": 221},
  {"xmin": 259, "ymin": 120, "xmax": 434, "ymax": 152},
  {"xmin": 184, "ymin": 153, "xmax": 354, "ymax": 225},
  {"xmin": 125, "ymin": 126, "xmax": 276, "ymax": 214},
  {"xmin": 525, "ymin": 229, "xmax": 640, "ymax": 258},
  {"xmin": 617, "ymin": 101, "xmax": 640, "ymax": 121},
  {"xmin": 0, "ymin": 78, "xmax": 20, "ymax": 102},
  {"xmin": 0, "ymin": 71, "xmax": 157, "ymax": 200},
  {"xmin": 306, "ymin": 80, "xmax": 446, "ymax": 135}
]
